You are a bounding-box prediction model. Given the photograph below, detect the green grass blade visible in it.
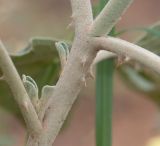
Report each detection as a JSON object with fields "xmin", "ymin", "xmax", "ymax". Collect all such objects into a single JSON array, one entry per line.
[
  {"xmin": 99, "ymin": 0, "xmax": 108, "ymax": 12},
  {"xmin": 96, "ymin": 59, "xmax": 115, "ymax": 146},
  {"xmin": 94, "ymin": 1, "xmax": 115, "ymax": 146}
]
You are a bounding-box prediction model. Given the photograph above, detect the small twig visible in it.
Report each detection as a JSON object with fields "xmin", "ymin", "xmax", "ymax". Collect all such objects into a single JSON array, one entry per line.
[
  {"xmin": 0, "ymin": 41, "xmax": 42, "ymax": 136},
  {"xmin": 92, "ymin": 36, "xmax": 160, "ymax": 74},
  {"xmin": 90, "ymin": 0, "xmax": 134, "ymax": 36}
]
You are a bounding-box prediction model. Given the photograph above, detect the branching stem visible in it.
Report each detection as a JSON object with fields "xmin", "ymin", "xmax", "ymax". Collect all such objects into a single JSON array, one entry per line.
[
  {"xmin": 2, "ymin": 0, "xmax": 159, "ymax": 146},
  {"xmin": 26, "ymin": 0, "xmax": 137, "ymax": 145}
]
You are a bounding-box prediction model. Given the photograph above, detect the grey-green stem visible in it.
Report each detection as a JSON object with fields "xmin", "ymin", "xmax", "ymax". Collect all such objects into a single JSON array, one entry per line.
[
  {"xmin": 0, "ymin": 41, "xmax": 42, "ymax": 136},
  {"xmin": 92, "ymin": 36, "xmax": 160, "ymax": 74},
  {"xmin": 90, "ymin": 0, "xmax": 134, "ymax": 36},
  {"xmin": 26, "ymin": 0, "xmax": 136, "ymax": 145},
  {"xmin": 3, "ymin": 0, "xmax": 159, "ymax": 146}
]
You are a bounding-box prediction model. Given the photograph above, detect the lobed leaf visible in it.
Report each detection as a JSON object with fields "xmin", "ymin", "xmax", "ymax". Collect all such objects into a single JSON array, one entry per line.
[{"xmin": 0, "ymin": 37, "xmax": 68, "ymax": 120}]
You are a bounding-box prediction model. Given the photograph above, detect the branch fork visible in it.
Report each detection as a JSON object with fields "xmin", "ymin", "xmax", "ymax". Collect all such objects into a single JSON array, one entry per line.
[{"xmin": 1, "ymin": 0, "xmax": 160, "ymax": 146}]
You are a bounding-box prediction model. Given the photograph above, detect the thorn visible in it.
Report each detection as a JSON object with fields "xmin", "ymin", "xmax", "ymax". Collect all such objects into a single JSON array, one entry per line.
[
  {"xmin": 81, "ymin": 56, "xmax": 87, "ymax": 67},
  {"xmin": 118, "ymin": 17, "xmax": 122, "ymax": 21},
  {"xmin": 86, "ymin": 70, "xmax": 95, "ymax": 79},
  {"xmin": 82, "ymin": 76, "xmax": 87, "ymax": 87},
  {"xmin": 68, "ymin": 14, "xmax": 76, "ymax": 29},
  {"xmin": 89, "ymin": 64, "xmax": 95, "ymax": 79},
  {"xmin": 0, "ymin": 75, "xmax": 5, "ymax": 81},
  {"xmin": 116, "ymin": 55, "xmax": 129, "ymax": 67},
  {"xmin": 70, "ymin": 13, "xmax": 75, "ymax": 19},
  {"xmin": 67, "ymin": 21, "xmax": 75, "ymax": 29},
  {"xmin": 22, "ymin": 101, "xmax": 29, "ymax": 111},
  {"xmin": 124, "ymin": 57, "xmax": 130, "ymax": 62}
]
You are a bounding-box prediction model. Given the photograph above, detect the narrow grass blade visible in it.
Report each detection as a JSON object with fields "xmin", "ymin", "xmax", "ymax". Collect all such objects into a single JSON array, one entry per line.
[
  {"xmin": 94, "ymin": 1, "xmax": 115, "ymax": 146},
  {"xmin": 96, "ymin": 58, "xmax": 115, "ymax": 146}
]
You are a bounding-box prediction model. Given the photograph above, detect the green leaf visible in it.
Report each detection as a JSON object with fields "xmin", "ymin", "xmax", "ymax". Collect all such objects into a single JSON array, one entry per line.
[
  {"xmin": 119, "ymin": 64, "xmax": 160, "ymax": 105},
  {"xmin": 122, "ymin": 23, "xmax": 160, "ymax": 92},
  {"xmin": 41, "ymin": 85, "xmax": 55, "ymax": 99},
  {"xmin": 115, "ymin": 23, "xmax": 160, "ymax": 39},
  {"xmin": 0, "ymin": 37, "xmax": 70, "ymax": 120},
  {"xmin": 55, "ymin": 41, "xmax": 70, "ymax": 69},
  {"xmin": 136, "ymin": 22, "xmax": 160, "ymax": 55},
  {"xmin": 119, "ymin": 22, "xmax": 160, "ymax": 104},
  {"xmin": 0, "ymin": 135, "xmax": 14, "ymax": 146},
  {"xmin": 12, "ymin": 37, "xmax": 61, "ymax": 88},
  {"xmin": 40, "ymin": 85, "xmax": 55, "ymax": 106},
  {"xmin": 22, "ymin": 75, "xmax": 39, "ymax": 108},
  {"xmin": 96, "ymin": 58, "xmax": 115, "ymax": 146},
  {"xmin": 119, "ymin": 66, "xmax": 156, "ymax": 92},
  {"xmin": 93, "ymin": 0, "xmax": 108, "ymax": 18}
]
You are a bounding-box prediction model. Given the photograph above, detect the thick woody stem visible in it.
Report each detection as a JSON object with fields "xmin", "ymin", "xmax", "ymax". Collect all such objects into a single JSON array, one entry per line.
[
  {"xmin": 30, "ymin": 0, "xmax": 94, "ymax": 146},
  {"xmin": 70, "ymin": 0, "xmax": 93, "ymax": 38},
  {"xmin": 0, "ymin": 41, "xmax": 42, "ymax": 136},
  {"xmin": 39, "ymin": 41, "xmax": 97, "ymax": 146},
  {"xmin": 26, "ymin": 0, "xmax": 136, "ymax": 145}
]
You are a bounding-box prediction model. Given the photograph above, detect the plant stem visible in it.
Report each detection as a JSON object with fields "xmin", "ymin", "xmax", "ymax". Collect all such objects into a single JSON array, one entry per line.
[
  {"xmin": 0, "ymin": 41, "xmax": 42, "ymax": 136},
  {"xmin": 70, "ymin": 0, "xmax": 93, "ymax": 38},
  {"xmin": 90, "ymin": 0, "xmax": 133, "ymax": 36},
  {"xmin": 92, "ymin": 36, "xmax": 160, "ymax": 74}
]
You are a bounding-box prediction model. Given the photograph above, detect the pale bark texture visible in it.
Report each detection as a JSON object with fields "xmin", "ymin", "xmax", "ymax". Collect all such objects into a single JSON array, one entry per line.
[{"xmin": 1, "ymin": 0, "xmax": 160, "ymax": 146}]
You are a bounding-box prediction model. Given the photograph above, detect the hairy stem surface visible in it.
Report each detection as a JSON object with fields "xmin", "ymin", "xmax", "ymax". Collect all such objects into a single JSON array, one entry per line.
[{"xmin": 0, "ymin": 41, "xmax": 42, "ymax": 136}]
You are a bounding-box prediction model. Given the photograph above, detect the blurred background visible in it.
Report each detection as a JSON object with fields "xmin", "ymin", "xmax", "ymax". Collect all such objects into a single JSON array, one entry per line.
[{"xmin": 0, "ymin": 0, "xmax": 160, "ymax": 146}]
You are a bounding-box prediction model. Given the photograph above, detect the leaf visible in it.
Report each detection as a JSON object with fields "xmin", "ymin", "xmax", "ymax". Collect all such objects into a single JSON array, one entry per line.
[
  {"xmin": 115, "ymin": 23, "xmax": 160, "ymax": 38},
  {"xmin": 40, "ymin": 85, "xmax": 55, "ymax": 109},
  {"xmin": 119, "ymin": 22, "xmax": 160, "ymax": 104},
  {"xmin": 55, "ymin": 41, "xmax": 70, "ymax": 69},
  {"xmin": 0, "ymin": 135, "xmax": 14, "ymax": 146},
  {"xmin": 136, "ymin": 22, "xmax": 160, "ymax": 55},
  {"xmin": 41, "ymin": 85, "xmax": 55, "ymax": 99},
  {"xmin": 22, "ymin": 75, "xmax": 39, "ymax": 108},
  {"xmin": 96, "ymin": 58, "xmax": 115, "ymax": 146},
  {"xmin": 115, "ymin": 22, "xmax": 160, "ymax": 53},
  {"xmin": 0, "ymin": 37, "xmax": 70, "ymax": 120},
  {"xmin": 92, "ymin": 0, "xmax": 106, "ymax": 17},
  {"xmin": 12, "ymin": 37, "xmax": 61, "ymax": 88},
  {"xmin": 119, "ymin": 66, "xmax": 156, "ymax": 92}
]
